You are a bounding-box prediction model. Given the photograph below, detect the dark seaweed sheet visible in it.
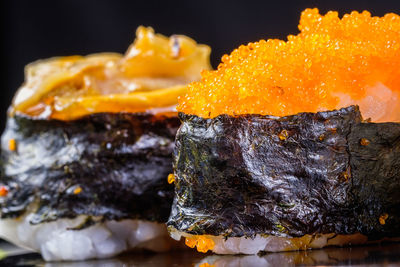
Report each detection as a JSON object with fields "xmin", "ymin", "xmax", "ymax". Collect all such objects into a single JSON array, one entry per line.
[
  {"xmin": 0, "ymin": 112, "xmax": 180, "ymax": 225},
  {"xmin": 168, "ymin": 106, "xmax": 400, "ymax": 239}
]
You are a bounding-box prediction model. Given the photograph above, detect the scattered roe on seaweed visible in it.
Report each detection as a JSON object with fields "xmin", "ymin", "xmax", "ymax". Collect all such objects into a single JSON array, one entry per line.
[
  {"xmin": 178, "ymin": 8, "xmax": 400, "ymax": 122},
  {"xmin": 0, "ymin": 186, "xmax": 8, "ymax": 197},
  {"xmin": 167, "ymin": 174, "xmax": 175, "ymax": 184}
]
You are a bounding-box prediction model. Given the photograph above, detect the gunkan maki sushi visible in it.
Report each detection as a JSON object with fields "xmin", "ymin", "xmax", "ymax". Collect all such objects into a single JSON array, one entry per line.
[
  {"xmin": 167, "ymin": 9, "xmax": 400, "ymax": 254},
  {"xmin": 0, "ymin": 27, "xmax": 211, "ymax": 261}
]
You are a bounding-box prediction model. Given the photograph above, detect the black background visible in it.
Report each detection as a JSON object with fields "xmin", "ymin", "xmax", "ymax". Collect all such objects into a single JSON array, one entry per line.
[{"xmin": 1, "ymin": 0, "xmax": 400, "ymax": 130}]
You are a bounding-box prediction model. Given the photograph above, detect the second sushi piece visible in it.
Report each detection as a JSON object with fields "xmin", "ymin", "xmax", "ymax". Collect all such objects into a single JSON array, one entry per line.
[
  {"xmin": 0, "ymin": 27, "xmax": 211, "ymax": 261},
  {"xmin": 168, "ymin": 9, "xmax": 400, "ymax": 254}
]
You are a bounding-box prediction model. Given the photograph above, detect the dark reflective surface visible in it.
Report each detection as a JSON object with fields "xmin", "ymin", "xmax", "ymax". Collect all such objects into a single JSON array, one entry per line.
[{"xmin": 1, "ymin": 243, "xmax": 399, "ymax": 266}]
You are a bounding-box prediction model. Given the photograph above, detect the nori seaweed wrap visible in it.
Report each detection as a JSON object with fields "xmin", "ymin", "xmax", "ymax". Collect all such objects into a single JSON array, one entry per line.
[
  {"xmin": 0, "ymin": 27, "xmax": 211, "ymax": 261},
  {"xmin": 169, "ymin": 106, "xmax": 400, "ymax": 253},
  {"xmin": 168, "ymin": 9, "xmax": 400, "ymax": 254}
]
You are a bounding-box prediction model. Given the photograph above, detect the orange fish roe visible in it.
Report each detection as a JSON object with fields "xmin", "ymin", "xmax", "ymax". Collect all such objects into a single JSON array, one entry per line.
[
  {"xmin": 73, "ymin": 186, "xmax": 82, "ymax": 195},
  {"xmin": 167, "ymin": 173, "xmax": 175, "ymax": 184},
  {"xmin": 360, "ymin": 138, "xmax": 370, "ymax": 146},
  {"xmin": 379, "ymin": 213, "xmax": 389, "ymax": 225},
  {"xmin": 178, "ymin": 8, "xmax": 400, "ymax": 122},
  {"xmin": 185, "ymin": 237, "xmax": 197, "ymax": 248},
  {"xmin": 196, "ymin": 236, "xmax": 215, "ymax": 253},
  {"xmin": 184, "ymin": 236, "xmax": 215, "ymax": 253},
  {"xmin": 278, "ymin": 129, "xmax": 289, "ymax": 141},
  {"xmin": 8, "ymin": 139, "xmax": 16, "ymax": 151},
  {"xmin": 0, "ymin": 186, "xmax": 8, "ymax": 197}
]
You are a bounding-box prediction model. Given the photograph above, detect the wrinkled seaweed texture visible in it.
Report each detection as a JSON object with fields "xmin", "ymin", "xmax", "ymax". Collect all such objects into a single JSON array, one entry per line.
[
  {"xmin": 168, "ymin": 106, "xmax": 400, "ymax": 239},
  {"xmin": 0, "ymin": 113, "xmax": 180, "ymax": 225}
]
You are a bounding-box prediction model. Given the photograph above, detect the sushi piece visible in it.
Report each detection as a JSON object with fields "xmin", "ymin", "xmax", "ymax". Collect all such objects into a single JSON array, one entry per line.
[
  {"xmin": 0, "ymin": 27, "xmax": 211, "ymax": 261},
  {"xmin": 167, "ymin": 9, "xmax": 400, "ymax": 254}
]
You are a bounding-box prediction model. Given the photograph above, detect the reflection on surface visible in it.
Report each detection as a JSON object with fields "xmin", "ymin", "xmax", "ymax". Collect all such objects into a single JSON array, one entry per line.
[
  {"xmin": 196, "ymin": 243, "xmax": 400, "ymax": 267},
  {"xmin": 1, "ymin": 243, "xmax": 399, "ymax": 266}
]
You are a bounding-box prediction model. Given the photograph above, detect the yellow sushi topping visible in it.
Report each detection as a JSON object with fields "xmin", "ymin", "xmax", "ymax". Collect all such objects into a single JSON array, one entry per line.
[
  {"xmin": 179, "ymin": 8, "xmax": 400, "ymax": 122},
  {"xmin": 11, "ymin": 27, "xmax": 211, "ymax": 120}
]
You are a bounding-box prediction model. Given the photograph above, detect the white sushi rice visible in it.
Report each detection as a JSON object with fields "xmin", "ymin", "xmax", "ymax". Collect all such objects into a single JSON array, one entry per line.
[
  {"xmin": 170, "ymin": 228, "xmax": 370, "ymax": 254},
  {"xmin": 0, "ymin": 212, "xmax": 175, "ymax": 261}
]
